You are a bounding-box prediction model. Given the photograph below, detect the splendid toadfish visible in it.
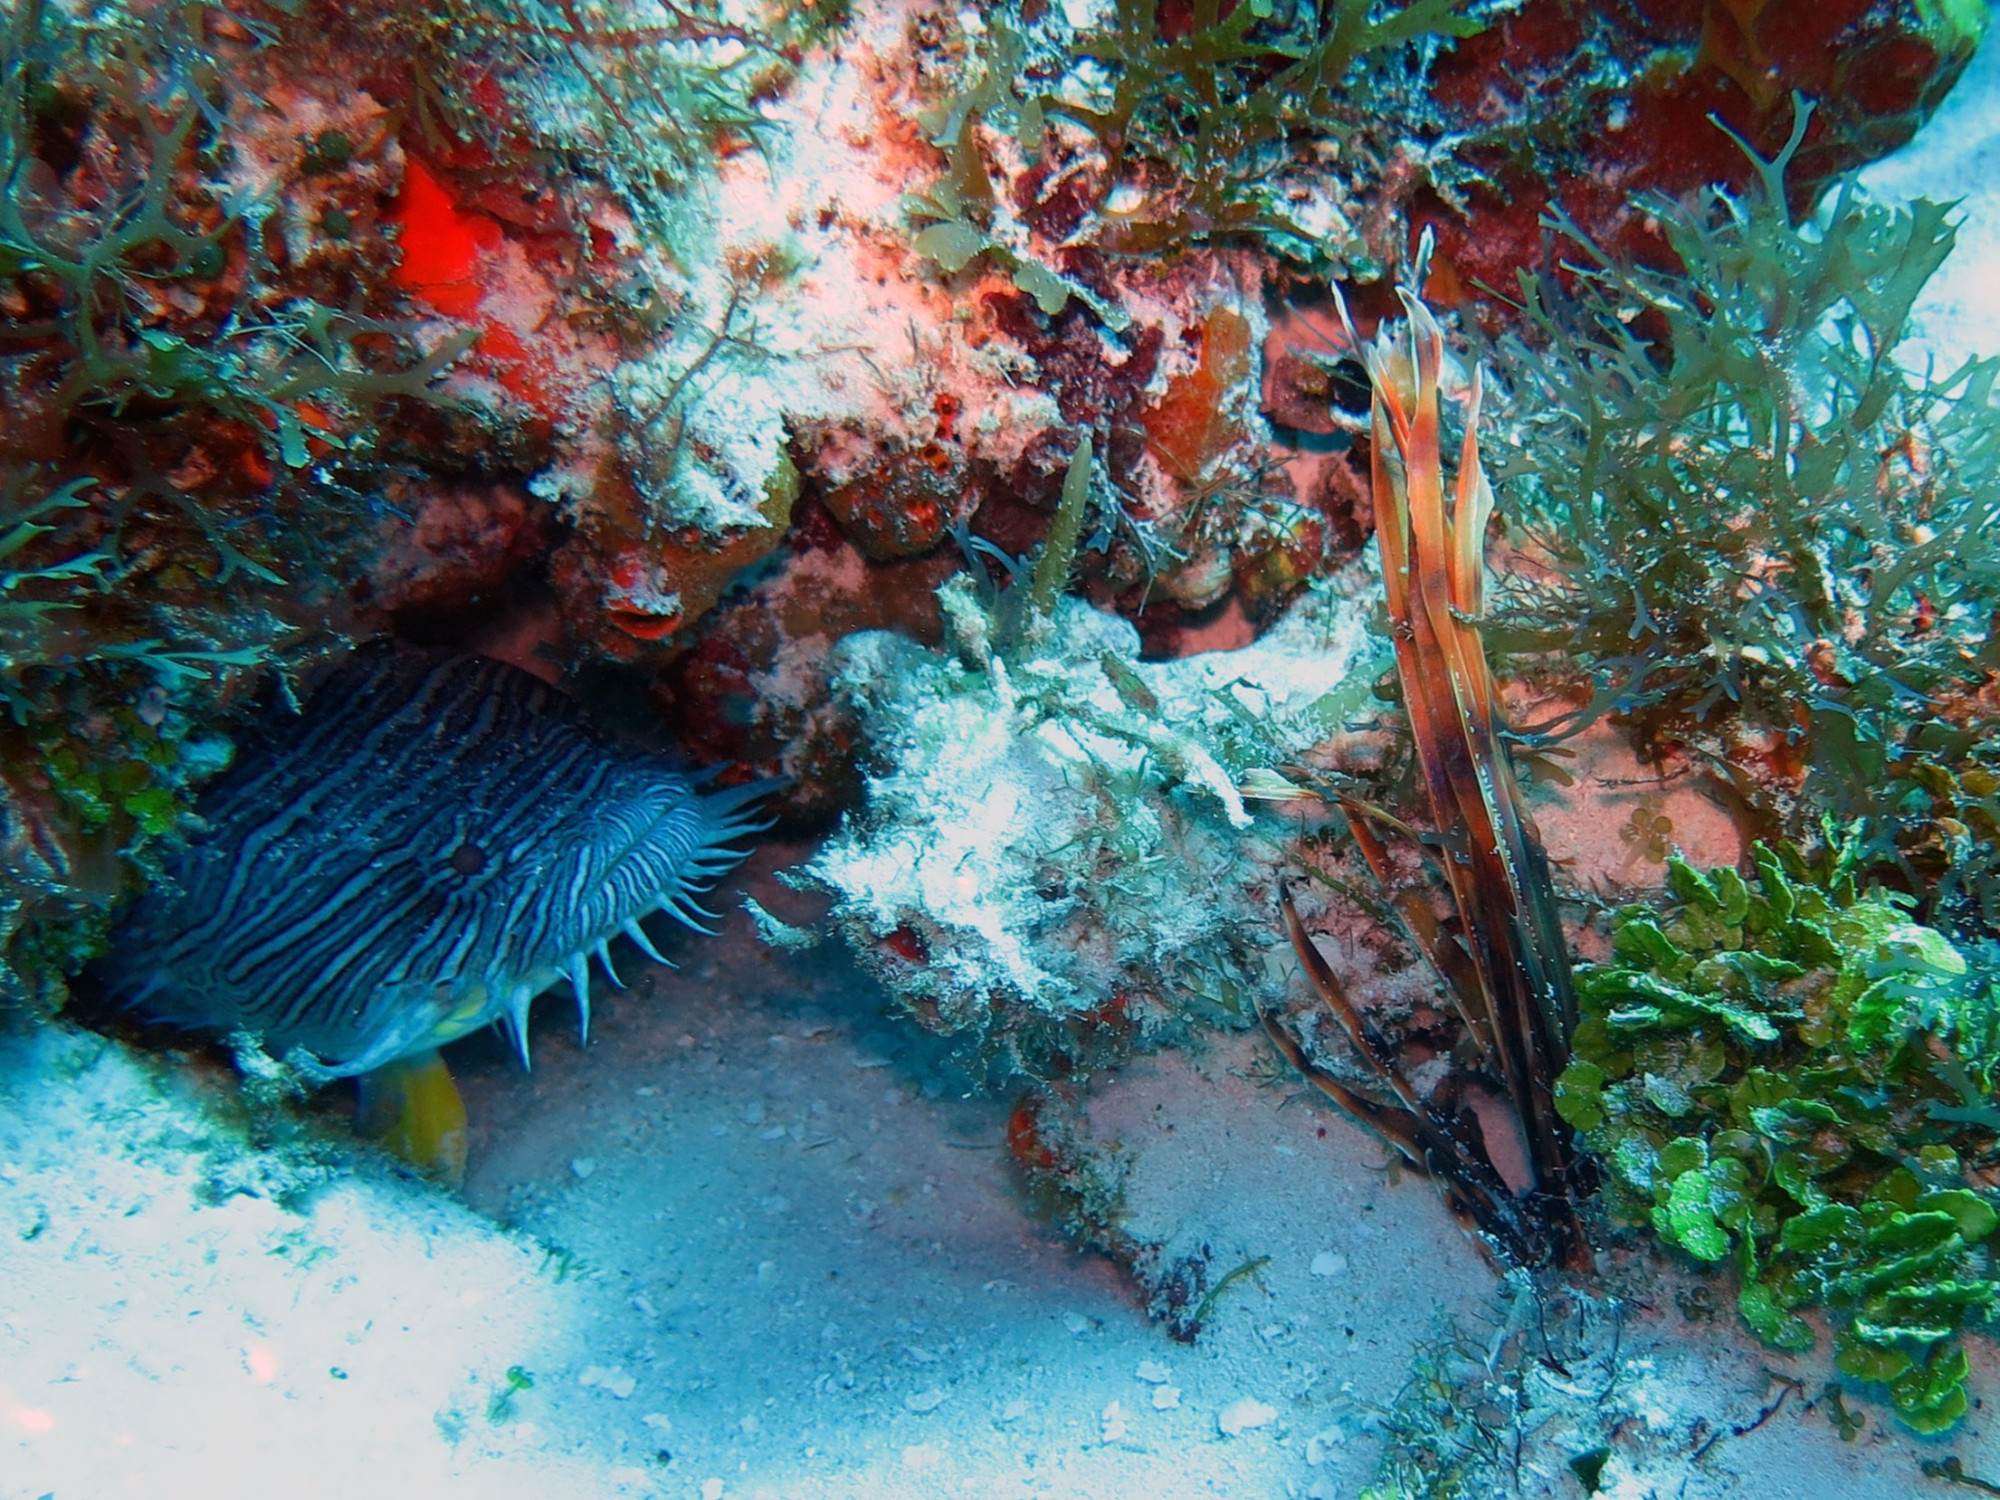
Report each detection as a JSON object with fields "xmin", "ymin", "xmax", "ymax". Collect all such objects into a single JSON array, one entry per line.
[{"xmin": 103, "ymin": 643, "xmax": 769, "ymax": 1175}]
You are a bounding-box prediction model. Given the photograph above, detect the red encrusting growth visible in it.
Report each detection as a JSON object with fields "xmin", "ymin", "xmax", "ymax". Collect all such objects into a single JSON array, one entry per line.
[
  {"xmin": 1417, "ymin": 0, "xmax": 1976, "ymax": 302},
  {"xmin": 1006, "ymin": 1098, "xmax": 1059, "ymax": 1173},
  {"xmin": 391, "ymin": 158, "xmax": 502, "ymax": 318},
  {"xmin": 475, "ymin": 321, "xmax": 557, "ymax": 418},
  {"xmin": 882, "ymin": 925, "xmax": 930, "ymax": 964},
  {"xmin": 605, "ymin": 552, "xmax": 686, "ymax": 641},
  {"xmin": 389, "ymin": 159, "xmax": 565, "ymax": 424},
  {"xmin": 1143, "ymin": 306, "xmax": 1252, "ymax": 482}
]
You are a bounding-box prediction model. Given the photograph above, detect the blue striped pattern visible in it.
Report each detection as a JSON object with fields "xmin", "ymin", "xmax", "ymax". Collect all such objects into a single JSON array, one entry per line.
[{"xmin": 107, "ymin": 646, "xmax": 768, "ymax": 1077}]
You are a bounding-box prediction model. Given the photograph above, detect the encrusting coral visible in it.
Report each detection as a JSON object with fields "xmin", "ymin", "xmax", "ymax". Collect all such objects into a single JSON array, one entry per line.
[{"xmin": 807, "ymin": 435, "xmax": 1385, "ymax": 1077}]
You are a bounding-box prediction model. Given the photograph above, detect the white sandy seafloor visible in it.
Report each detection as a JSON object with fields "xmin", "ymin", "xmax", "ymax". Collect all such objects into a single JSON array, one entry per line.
[
  {"xmin": 9, "ymin": 825, "xmax": 2000, "ymax": 1500},
  {"xmin": 11, "ymin": 30, "xmax": 2000, "ymax": 1500}
]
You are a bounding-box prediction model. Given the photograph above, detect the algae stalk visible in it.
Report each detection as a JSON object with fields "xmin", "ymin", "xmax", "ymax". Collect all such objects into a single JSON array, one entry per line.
[{"xmin": 1020, "ymin": 432, "xmax": 1094, "ymax": 647}]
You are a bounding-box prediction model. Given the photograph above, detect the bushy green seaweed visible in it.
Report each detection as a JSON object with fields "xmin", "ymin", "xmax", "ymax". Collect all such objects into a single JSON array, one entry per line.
[
  {"xmin": 1485, "ymin": 101, "xmax": 2000, "ymax": 933},
  {"xmin": 398, "ymin": 0, "xmax": 843, "ymax": 234},
  {"xmin": 1555, "ymin": 835, "xmax": 2000, "ymax": 1433},
  {"xmin": 1049, "ymin": 0, "xmax": 1483, "ymax": 261},
  {"xmin": 0, "ymin": 0, "xmax": 467, "ymax": 1013},
  {"xmin": 906, "ymin": 0, "xmax": 1487, "ymax": 297},
  {"xmin": 2, "ymin": 0, "xmax": 471, "ymax": 581},
  {"xmin": 0, "ymin": 473, "xmax": 113, "ymax": 677}
]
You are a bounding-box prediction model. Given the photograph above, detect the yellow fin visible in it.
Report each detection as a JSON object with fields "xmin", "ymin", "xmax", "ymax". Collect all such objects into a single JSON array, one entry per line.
[{"xmin": 359, "ymin": 1048, "xmax": 469, "ymax": 1186}]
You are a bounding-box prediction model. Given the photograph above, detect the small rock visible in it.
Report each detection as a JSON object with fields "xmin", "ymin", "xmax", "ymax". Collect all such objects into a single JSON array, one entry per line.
[
  {"xmin": 905, "ymin": 1387, "xmax": 949, "ymax": 1414},
  {"xmin": 1152, "ymin": 1386, "xmax": 1181, "ymax": 1411},
  {"xmin": 569, "ymin": 1157, "xmax": 597, "ymax": 1181},
  {"xmin": 1306, "ymin": 1428, "xmax": 1343, "ymax": 1466},
  {"xmin": 1134, "ymin": 1359, "xmax": 1171, "ymax": 1384},
  {"xmin": 996, "ymin": 1398, "xmax": 1029, "ymax": 1425},
  {"xmin": 1100, "ymin": 1400, "xmax": 1128, "ymax": 1443},
  {"xmin": 701, "ymin": 1481, "xmax": 724, "ymax": 1500},
  {"xmin": 1217, "ymin": 1396, "xmax": 1278, "ymax": 1436},
  {"xmin": 641, "ymin": 1412, "xmax": 673, "ymax": 1434},
  {"xmin": 1062, "ymin": 1311, "xmax": 1098, "ymax": 1337},
  {"xmin": 577, "ymin": 1365, "xmax": 636, "ymax": 1399},
  {"xmin": 1310, "ymin": 1250, "xmax": 1348, "ymax": 1278}
]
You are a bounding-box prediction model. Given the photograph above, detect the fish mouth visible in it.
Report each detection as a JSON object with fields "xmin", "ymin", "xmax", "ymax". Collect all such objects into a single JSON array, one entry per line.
[{"xmin": 607, "ymin": 603, "xmax": 683, "ymax": 640}]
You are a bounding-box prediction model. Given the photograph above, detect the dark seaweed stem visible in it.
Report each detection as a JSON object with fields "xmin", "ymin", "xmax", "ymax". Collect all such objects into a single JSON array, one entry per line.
[
  {"xmin": 1270, "ymin": 286, "xmax": 1589, "ymax": 1270},
  {"xmin": 1267, "ymin": 880, "xmax": 1554, "ymax": 1266}
]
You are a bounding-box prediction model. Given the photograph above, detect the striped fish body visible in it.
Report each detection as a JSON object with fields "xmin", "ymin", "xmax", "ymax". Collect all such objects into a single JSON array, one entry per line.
[{"xmin": 105, "ymin": 646, "xmax": 767, "ymax": 1078}]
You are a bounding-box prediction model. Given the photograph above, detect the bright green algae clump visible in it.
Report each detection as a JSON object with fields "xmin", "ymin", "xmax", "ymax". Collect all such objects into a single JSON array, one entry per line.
[{"xmin": 1556, "ymin": 836, "xmax": 2000, "ymax": 1432}]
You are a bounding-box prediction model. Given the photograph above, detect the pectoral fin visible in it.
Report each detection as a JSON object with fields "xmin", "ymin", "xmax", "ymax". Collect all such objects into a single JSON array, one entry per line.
[{"xmin": 358, "ymin": 1048, "xmax": 469, "ymax": 1186}]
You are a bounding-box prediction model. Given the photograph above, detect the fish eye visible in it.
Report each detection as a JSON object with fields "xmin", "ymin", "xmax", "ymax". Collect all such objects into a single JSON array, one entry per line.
[{"xmin": 449, "ymin": 842, "xmax": 487, "ymax": 876}]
